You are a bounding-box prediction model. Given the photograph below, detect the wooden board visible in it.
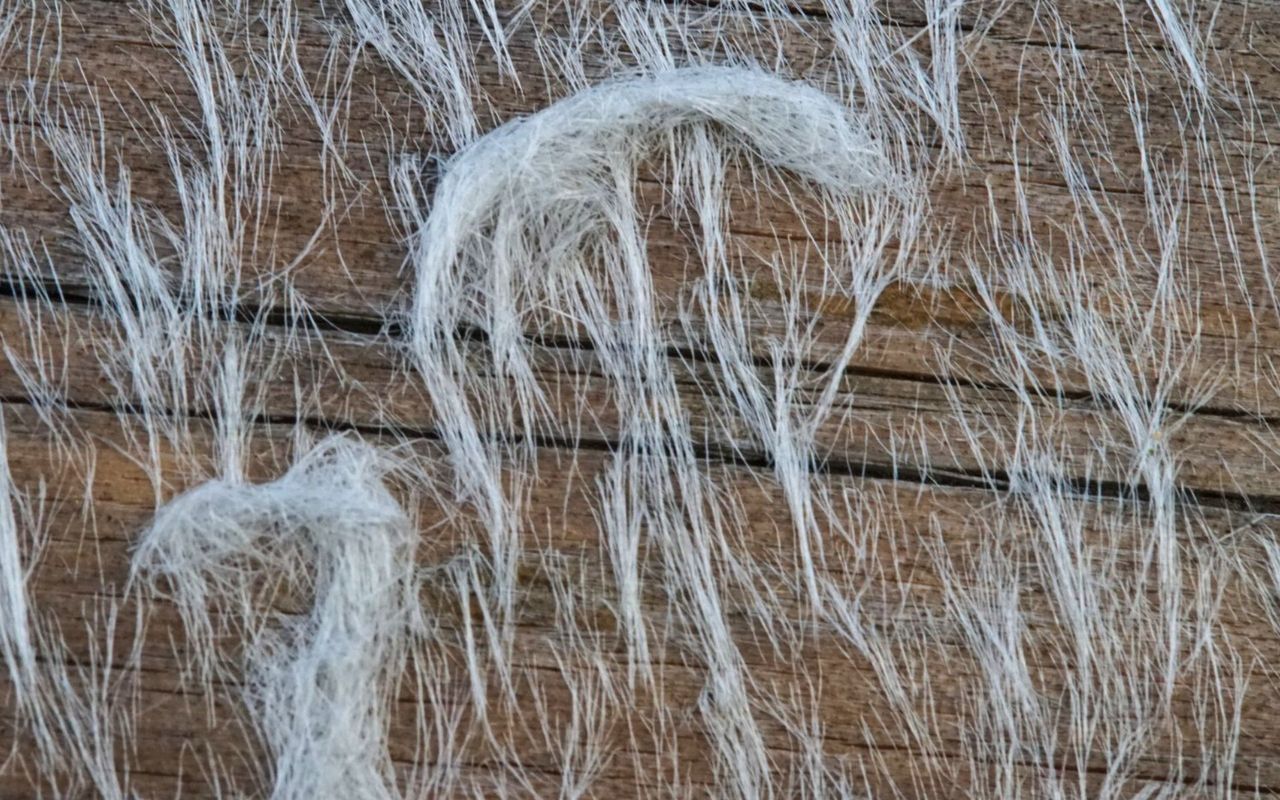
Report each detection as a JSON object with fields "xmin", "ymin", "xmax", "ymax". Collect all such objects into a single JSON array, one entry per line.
[{"xmin": 3, "ymin": 1, "xmax": 1280, "ymax": 797}]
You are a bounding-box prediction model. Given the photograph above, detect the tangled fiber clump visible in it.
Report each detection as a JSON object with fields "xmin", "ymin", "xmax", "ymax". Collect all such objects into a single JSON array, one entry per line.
[
  {"xmin": 405, "ymin": 63, "xmax": 905, "ymax": 624},
  {"xmin": 132, "ymin": 438, "xmax": 418, "ymax": 799}
]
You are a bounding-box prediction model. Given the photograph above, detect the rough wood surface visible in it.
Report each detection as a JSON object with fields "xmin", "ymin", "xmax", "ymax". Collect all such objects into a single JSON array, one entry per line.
[{"xmin": 2, "ymin": 1, "xmax": 1280, "ymax": 798}]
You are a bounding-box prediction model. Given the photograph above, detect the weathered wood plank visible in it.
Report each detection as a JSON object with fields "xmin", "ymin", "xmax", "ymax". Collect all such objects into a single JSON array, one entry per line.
[
  {"xmin": 3, "ymin": 1, "xmax": 1280, "ymax": 797},
  {"xmin": 4, "ymin": 402, "xmax": 1280, "ymax": 797},
  {"xmin": 4, "ymin": 295, "xmax": 1278, "ymax": 506},
  {"xmin": 1, "ymin": 0, "xmax": 1278, "ymax": 416}
]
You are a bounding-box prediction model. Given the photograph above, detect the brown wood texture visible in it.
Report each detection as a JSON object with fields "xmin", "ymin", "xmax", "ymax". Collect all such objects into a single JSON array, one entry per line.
[{"xmin": 2, "ymin": 1, "xmax": 1280, "ymax": 798}]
